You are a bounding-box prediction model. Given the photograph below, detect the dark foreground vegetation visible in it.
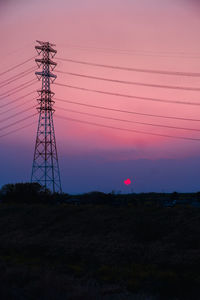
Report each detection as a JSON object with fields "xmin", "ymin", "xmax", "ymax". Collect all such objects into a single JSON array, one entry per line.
[{"xmin": 0, "ymin": 183, "xmax": 200, "ymax": 299}]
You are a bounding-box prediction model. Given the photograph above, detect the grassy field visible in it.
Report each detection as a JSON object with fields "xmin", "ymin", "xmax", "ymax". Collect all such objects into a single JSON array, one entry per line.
[{"xmin": 0, "ymin": 202, "xmax": 199, "ymax": 299}]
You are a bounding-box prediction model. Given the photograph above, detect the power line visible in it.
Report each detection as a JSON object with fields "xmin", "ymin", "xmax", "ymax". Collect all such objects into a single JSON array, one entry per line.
[
  {"xmin": 56, "ymin": 57, "xmax": 200, "ymax": 77},
  {"xmin": 0, "ymin": 120, "xmax": 36, "ymax": 138},
  {"xmin": 56, "ymin": 106, "xmax": 200, "ymax": 133},
  {"xmin": 0, "ymin": 106, "xmax": 36, "ymax": 124},
  {"xmin": 54, "ymin": 97, "xmax": 200, "ymax": 122},
  {"xmin": 0, "ymin": 79, "xmax": 36, "ymax": 98},
  {"xmin": 0, "ymin": 80, "xmax": 37, "ymax": 101},
  {"xmin": 0, "ymin": 98, "xmax": 37, "ymax": 116},
  {"xmin": 59, "ymin": 43, "xmax": 200, "ymax": 59},
  {"xmin": 0, "ymin": 67, "xmax": 36, "ymax": 88},
  {"xmin": 0, "ymin": 91, "xmax": 36, "ymax": 109},
  {"xmin": 0, "ymin": 113, "xmax": 37, "ymax": 132},
  {"xmin": 1, "ymin": 42, "xmax": 34, "ymax": 60},
  {"xmin": 0, "ymin": 56, "xmax": 35, "ymax": 77},
  {"xmin": 56, "ymin": 70, "xmax": 200, "ymax": 92},
  {"xmin": 54, "ymin": 82, "xmax": 200, "ymax": 106},
  {"xmin": 55, "ymin": 114, "xmax": 200, "ymax": 142}
]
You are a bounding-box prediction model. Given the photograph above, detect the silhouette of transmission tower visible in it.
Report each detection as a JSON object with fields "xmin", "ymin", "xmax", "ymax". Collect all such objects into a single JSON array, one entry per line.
[{"xmin": 31, "ymin": 40, "xmax": 62, "ymax": 193}]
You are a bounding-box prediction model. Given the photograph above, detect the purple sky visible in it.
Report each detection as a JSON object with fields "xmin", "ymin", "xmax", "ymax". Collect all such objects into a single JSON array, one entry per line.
[{"xmin": 1, "ymin": 0, "xmax": 200, "ymax": 193}]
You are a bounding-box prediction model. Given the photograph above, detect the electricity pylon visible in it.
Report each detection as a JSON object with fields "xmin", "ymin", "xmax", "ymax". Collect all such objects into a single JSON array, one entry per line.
[{"xmin": 31, "ymin": 40, "xmax": 62, "ymax": 193}]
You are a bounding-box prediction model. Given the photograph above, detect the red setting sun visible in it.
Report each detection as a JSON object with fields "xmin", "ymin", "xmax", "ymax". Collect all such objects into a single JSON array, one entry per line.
[{"xmin": 124, "ymin": 178, "xmax": 131, "ymax": 185}]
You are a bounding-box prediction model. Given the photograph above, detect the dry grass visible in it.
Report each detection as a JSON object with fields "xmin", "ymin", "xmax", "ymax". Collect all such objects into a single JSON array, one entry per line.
[{"xmin": 0, "ymin": 203, "xmax": 199, "ymax": 299}]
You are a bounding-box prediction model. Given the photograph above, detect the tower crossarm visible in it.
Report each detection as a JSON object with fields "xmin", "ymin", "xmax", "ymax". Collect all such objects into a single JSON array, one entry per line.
[
  {"xmin": 37, "ymin": 97, "xmax": 55, "ymax": 105},
  {"xmin": 35, "ymin": 71, "xmax": 57, "ymax": 79},
  {"xmin": 37, "ymin": 89, "xmax": 55, "ymax": 96},
  {"xmin": 35, "ymin": 45, "xmax": 57, "ymax": 55},
  {"xmin": 35, "ymin": 58, "xmax": 57, "ymax": 67}
]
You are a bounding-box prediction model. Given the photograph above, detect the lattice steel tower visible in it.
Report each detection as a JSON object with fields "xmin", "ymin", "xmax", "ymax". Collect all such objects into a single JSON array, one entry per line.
[{"xmin": 31, "ymin": 40, "xmax": 62, "ymax": 193}]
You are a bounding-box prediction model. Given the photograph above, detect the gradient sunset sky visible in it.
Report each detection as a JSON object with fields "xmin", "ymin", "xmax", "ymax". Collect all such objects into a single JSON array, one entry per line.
[{"xmin": 1, "ymin": 0, "xmax": 200, "ymax": 193}]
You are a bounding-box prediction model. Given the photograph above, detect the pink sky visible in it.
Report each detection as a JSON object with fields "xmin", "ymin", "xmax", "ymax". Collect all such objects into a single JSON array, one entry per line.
[{"xmin": 1, "ymin": 0, "xmax": 200, "ymax": 161}]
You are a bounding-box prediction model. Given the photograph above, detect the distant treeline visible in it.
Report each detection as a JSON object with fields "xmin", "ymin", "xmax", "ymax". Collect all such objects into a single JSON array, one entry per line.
[{"xmin": 0, "ymin": 182, "xmax": 200, "ymax": 206}]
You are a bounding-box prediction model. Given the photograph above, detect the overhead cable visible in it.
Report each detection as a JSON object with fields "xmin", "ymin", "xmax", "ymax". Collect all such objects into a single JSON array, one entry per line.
[
  {"xmin": 0, "ymin": 120, "xmax": 36, "ymax": 138},
  {"xmin": 0, "ymin": 67, "xmax": 36, "ymax": 88},
  {"xmin": 0, "ymin": 56, "xmax": 35, "ymax": 77},
  {"xmin": 55, "ymin": 97, "xmax": 200, "ymax": 122},
  {"xmin": 56, "ymin": 106, "xmax": 200, "ymax": 132},
  {"xmin": 56, "ymin": 70, "xmax": 200, "ymax": 92},
  {"xmin": 0, "ymin": 106, "xmax": 37, "ymax": 124},
  {"xmin": 0, "ymin": 113, "xmax": 37, "ymax": 132},
  {"xmin": 57, "ymin": 57, "xmax": 200, "ymax": 77},
  {"xmin": 0, "ymin": 98, "xmax": 37, "ymax": 116},
  {"xmin": 55, "ymin": 114, "xmax": 200, "ymax": 142},
  {"xmin": 0, "ymin": 91, "xmax": 36, "ymax": 109},
  {"xmin": 0, "ymin": 80, "xmax": 37, "ymax": 101},
  {"xmin": 55, "ymin": 83, "xmax": 200, "ymax": 106}
]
